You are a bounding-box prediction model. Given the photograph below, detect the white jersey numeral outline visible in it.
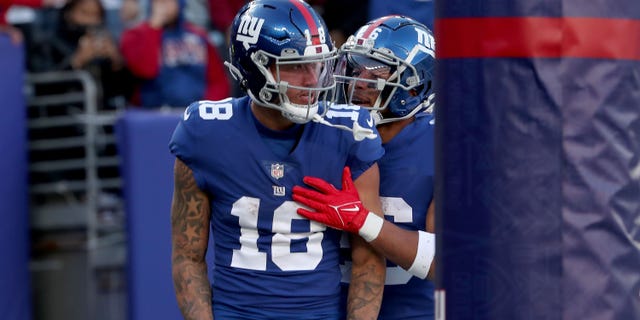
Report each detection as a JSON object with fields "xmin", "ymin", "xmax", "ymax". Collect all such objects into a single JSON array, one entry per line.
[
  {"xmin": 231, "ymin": 197, "xmax": 326, "ymax": 271},
  {"xmin": 198, "ymin": 100, "xmax": 233, "ymax": 120},
  {"xmin": 341, "ymin": 196, "xmax": 416, "ymax": 285}
]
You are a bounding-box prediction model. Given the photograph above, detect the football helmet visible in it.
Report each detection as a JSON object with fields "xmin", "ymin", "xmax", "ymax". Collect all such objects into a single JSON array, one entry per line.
[
  {"xmin": 335, "ymin": 15, "xmax": 435, "ymax": 125},
  {"xmin": 225, "ymin": 0, "xmax": 337, "ymax": 123}
]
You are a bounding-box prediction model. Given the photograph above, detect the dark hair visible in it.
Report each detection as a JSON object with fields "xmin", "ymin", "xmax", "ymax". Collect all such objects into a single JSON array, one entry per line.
[{"xmin": 61, "ymin": 0, "xmax": 106, "ymax": 22}]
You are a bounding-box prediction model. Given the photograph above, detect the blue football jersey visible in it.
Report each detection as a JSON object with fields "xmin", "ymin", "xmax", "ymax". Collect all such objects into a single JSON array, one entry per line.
[
  {"xmin": 169, "ymin": 96, "xmax": 383, "ymax": 319},
  {"xmin": 340, "ymin": 113, "xmax": 435, "ymax": 320}
]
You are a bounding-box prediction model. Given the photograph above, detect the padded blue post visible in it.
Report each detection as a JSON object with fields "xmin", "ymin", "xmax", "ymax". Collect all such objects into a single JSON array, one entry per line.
[
  {"xmin": 116, "ymin": 109, "xmax": 216, "ymax": 320},
  {"xmin": 436, "ymin": 1, "xmax": 640, "ymax": 319},
  {"xmin": 0, "ymin": 35, "xmax": 30, "ymax": 319},
  {"xmin": 116, "ymin": 110, "xmax": 182, "ymax": 320}
]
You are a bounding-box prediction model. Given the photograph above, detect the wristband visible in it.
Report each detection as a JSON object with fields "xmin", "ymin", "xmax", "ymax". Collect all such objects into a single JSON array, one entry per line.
[
  {"xmin": 358, "ymin": 212, "xmax": 384, "ymax": 242},
  {"xmin": 407, "ymin": 231, "xmax": 435, "ymax": 279}
]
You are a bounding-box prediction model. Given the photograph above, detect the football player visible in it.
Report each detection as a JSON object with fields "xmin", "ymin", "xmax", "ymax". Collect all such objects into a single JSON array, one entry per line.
[
  {"xmin": 293, "ymin": 15, "xmax": 437, "ymax": 320},
  {"xmin": 168, "ymin": 0, "xmax": 386, "ymax": 319}
]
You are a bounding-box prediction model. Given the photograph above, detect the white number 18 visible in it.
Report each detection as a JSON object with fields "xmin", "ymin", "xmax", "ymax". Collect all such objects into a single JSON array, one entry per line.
[{"xmin": 230, "ymin": 197, "xmax": 326, "ymax": 271}]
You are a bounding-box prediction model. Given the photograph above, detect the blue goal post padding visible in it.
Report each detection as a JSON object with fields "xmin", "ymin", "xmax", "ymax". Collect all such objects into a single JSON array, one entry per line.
[
  {"xmin": 435, "ymin": 1, "xmax": 640, "ymax": 319},
  {"xmin": 0, "ymin": 35, "xmax": 30, "ymax": 320},
  {"xmin": 115, "ymin": 109, "xmax": 214, "ymax": 320}
]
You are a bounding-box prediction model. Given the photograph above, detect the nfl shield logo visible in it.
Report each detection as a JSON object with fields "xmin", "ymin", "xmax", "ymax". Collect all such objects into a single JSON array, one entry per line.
[{"xmin": 271, "ymin": 163, "xmax": 284, "ymax": 179}]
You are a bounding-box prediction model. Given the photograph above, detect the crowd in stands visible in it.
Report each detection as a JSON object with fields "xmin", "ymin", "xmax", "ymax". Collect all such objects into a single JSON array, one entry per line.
[{"xmin": 1, "ymin": 0, "xmax": 433, "ymax": 110}]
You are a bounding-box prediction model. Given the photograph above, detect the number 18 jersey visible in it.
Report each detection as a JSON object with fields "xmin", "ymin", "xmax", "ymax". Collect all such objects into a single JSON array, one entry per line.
[{"xmin": 169, "ymin": 96, "xmax": 383, "ymax": 319}]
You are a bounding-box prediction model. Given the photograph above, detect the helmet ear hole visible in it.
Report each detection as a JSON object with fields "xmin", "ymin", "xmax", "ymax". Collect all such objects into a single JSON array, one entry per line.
[
  {"xmin": 259, "ymin": 89, "xmax": 273, "ymax": 102},
  {"xmin": 410, "ymin": 84, "xmax": 425, "ymax": 97}
]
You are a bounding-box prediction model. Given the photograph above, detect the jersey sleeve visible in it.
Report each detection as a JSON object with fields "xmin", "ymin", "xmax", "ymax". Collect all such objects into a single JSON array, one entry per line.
[
  {"xmin": 346, "ymin": 108, "xmax": 384, "ymax": 179},
  {"xmin": 168, "ymin": 101, "xmax": 210, "ymax": 190}
]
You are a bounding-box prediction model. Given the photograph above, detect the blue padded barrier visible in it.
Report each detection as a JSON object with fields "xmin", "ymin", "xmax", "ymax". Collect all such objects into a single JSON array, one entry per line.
[
  {"xmin": 115, "ymin": 109, "xmax": 214, "ymax": 320},
  {"xmin": 435, "ymin": 1, "xmax": 640, "ymax": 319},
  {"xmin": 0, "ymin": 35, "xmax": 30, "ymax": 320}
]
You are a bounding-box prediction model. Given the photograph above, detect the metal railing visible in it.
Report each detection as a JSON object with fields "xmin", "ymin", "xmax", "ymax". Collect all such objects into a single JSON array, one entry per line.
[{"xmin": 25, "ymin": 70, "xmax": 126, "ymax": 320}]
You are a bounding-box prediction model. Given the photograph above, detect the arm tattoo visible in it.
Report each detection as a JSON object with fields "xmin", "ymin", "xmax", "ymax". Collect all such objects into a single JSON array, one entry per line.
[
  {"xmin": 347, "ymin": 262, "xmax": 385, "ymax": 320},
  {"xmin": 171, "ymin": 159, "xmax": 214, "ymax": 320}
]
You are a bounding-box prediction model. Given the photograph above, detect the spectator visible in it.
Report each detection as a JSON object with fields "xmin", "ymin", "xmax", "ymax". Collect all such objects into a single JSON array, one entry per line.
[
  {"xmin": 120, "ymin": 0, "xmax": 230, "ymax": 108},
  {"xmin": 207, "ymin": 0, "xmax": 244, "ymax": 35},
  {"xmin": 118, "ymin": 0, "xmax": 141, "ymax": 31},
  {"xmin": 28, "ymin": 0, "xmax": 133, "ymax": 110},
  {"xmin": 0, "ymin": 0, "xmax": 64, "ymax": 44},
  {"xmin": 205, "ymin": 0, "xmax": 246, "ymax": 96}
]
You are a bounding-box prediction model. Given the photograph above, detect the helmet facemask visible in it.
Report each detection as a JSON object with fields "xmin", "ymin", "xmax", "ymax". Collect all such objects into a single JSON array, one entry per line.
[
  {"xmin": 334, "ymin": 21, "xmax": 435, "ymax": 125},
  {"xmin": 336, "ymin": 52, "xmax": 398, "ymax": 112},
  {"xmin": 250, "ymin": 49, "xmax": 337, "ymax": 124}
]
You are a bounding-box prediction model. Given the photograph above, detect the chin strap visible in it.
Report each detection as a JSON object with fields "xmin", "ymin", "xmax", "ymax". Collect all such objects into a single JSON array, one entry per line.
[
  {"xmin": 372, "ymin": 93, "xmax": 436, "ymax": 126},
  {"xmin": 312, "ymin": 114, "xmax": 378, "ymax": 141}
]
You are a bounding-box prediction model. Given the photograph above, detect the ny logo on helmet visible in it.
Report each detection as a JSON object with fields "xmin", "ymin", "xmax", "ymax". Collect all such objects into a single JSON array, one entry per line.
[
  {"xmin": 415, "ymin": 27, "xmax": 435, "ymax": 58},
  {"xmin": 237, "ymin": 15, "xmax": 265, "ymax": 50}
]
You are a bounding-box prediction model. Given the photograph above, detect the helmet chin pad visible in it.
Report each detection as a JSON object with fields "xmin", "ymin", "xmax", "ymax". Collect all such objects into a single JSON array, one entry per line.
[
  {"xmin": 256, "ymin": 77, "xmax": 324, "ymax": 124},
  {"xmin": 281, "ymin": 102, "xmax": 319, "ymax": 124}
]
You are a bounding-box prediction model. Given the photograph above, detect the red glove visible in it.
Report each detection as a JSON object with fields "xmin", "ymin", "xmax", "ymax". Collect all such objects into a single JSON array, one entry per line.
[{"xmin": 293, "ymin": 167, "xmax": 383, "ymax": 241}]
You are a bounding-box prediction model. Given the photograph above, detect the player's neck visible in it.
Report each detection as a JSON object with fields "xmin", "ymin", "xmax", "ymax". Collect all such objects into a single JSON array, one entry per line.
[
  {"xmin": 251, "ymin": 103, "xmax": 296, "ymax": 131},
  {"xmin": 377, "ymin": 117, "xmax": 414, "ymax": 144}
]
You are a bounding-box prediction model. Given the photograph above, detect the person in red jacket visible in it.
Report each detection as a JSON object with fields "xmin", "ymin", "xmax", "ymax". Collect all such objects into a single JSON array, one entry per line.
[
  {"xmin": 120, "ymin": 0, "xmax": 230, "ymax": 108},
  {"xmin": 207, "ymin": 0, "xmax": 245, "ymax": 39},
  {"xmin": 0, "ymin": 0, "xmax": 64, "ymax": 43}
]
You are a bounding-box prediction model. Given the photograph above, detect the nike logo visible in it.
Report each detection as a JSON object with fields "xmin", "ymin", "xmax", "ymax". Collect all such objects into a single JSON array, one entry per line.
[
  {"xmin": 183, "ymin": 108, "xmax": 191, "ymax": 121},
  {"xmin": 366, "ymin": 116, "xmax": 374, "ymax": 127},
  {"xmin": 341, "ymin": 205, "xmax": 361, "ymax": 212}
]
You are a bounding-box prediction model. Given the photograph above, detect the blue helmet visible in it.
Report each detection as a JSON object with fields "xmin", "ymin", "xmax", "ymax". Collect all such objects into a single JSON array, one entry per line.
[
  {"xmin": 226, "ymin": 0, "xmax": 337, "ymax": 123},
  {"xmin": 336, "ymin": 15, "xmax": 435, "ymax": 125}
]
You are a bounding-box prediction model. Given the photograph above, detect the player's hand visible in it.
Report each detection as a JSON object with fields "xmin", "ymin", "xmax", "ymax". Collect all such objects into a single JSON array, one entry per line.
[{"xmin": 293, "ymin": 167, "xmax": 371, "ymax": 234}]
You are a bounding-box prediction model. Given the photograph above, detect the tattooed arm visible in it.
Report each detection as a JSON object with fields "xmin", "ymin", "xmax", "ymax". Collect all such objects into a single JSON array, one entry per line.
[
  {"xmin": 347, "ymin": 163, "xmax": 385, "ymax": 319},
  {"xmin": 171, "ymin": 158, "xmax": 214, "ymax": 320}
]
